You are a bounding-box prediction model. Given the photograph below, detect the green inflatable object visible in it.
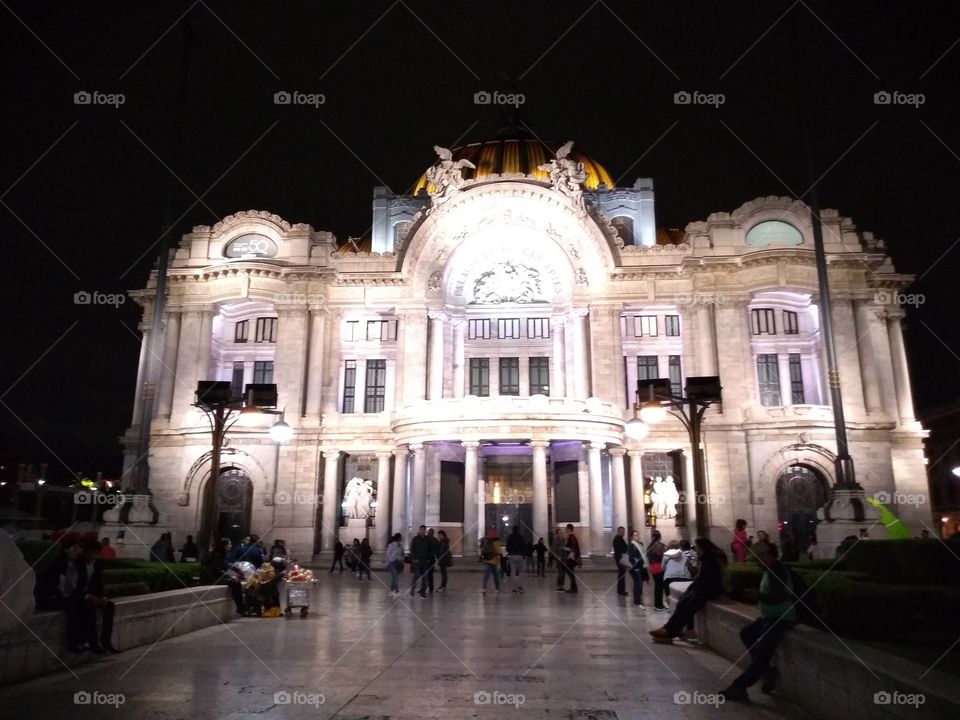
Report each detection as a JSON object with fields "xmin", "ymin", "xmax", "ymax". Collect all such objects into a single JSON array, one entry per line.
[{"xmin": 865, "ymin": 497, "xmax": 912, "ymax": 539}]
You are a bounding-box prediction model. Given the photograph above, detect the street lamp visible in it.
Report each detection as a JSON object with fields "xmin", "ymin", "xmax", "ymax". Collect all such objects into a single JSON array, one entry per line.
[
  {"xmin": 194, "ymin": 381, "xmax": 279, "ymax": 575},
  {"xmin": 628, "ymin": 376, "xmax": 722, "ymax": 538}
]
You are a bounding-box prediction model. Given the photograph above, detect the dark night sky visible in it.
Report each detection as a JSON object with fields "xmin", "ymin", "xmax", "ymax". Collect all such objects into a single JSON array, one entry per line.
[{"xmin": 2, "ymin": 1, "xmax": 959, "ymax": 481}]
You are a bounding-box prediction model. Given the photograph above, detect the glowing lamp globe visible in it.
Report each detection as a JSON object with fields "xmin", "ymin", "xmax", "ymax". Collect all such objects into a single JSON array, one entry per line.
[
  {"xmin": 624, "ymin": 418, "xmax": 650, "ymax": 441},
  {"xmin": 269, "ymin": 420, "xmax": 293, "ymax": 444},
  {"xmin": 639, "ymin": 403, "xmax": 667, "ymax": 424}
]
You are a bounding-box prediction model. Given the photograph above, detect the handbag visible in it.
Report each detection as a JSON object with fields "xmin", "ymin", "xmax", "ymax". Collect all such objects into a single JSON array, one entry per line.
[
  {"xmin": 618, "ymin": 554, "xmax": 632, "ymax": 569},
  {"xmin": 649, "ymin": 561, "xmax": 663, "ymax": 575}
]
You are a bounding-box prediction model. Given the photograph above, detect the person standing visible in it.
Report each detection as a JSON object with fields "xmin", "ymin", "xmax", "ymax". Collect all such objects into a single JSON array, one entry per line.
[
  {"xmin": 558, "ymin": 524, "xmax": 581, "ymax": 593},
  {"xmin": 612, "ymin": 526, "xmax": 629, "ymax": 596},
  {"xmin": 627, "ymin": 530, "xmax": 647, "ymax": 607},
  {"xmin": 179, "ymin": 535, "xmax": 198, "ymax": 563},
  {"xmin": 525, "ymin": 537, "xmax": 535, "ymax": 574},
  {"xmin": 385, "ymin": 533, "xmax": 404, "ymax": 597},
  {"xmin": 719, "ymin": 545, "xmax": 797, "ymax": 701},
  {"xmin": 506, "ymin": 525, "xmax": 526, "ymax": 594},
  {"xmin": 329, "ymin": 539, "xmax": 345, "ymax": 573},
  {"xmin": 535, "ymin": 537, "xmax": 547, "ymax": 577},
  {"xmin": 436, "ymin": 530, "xmax": 452, "ymax": 592},
  {"xmin": 646, "ymin": 530, "xmax": 667, "ymax": 611},
  {"xmin": 212, "ymin": 538, "xmax": 245, "ymax": 615},
  {"xmin": 731, "ymin": 519, "xmax": 752, "ymax": 563},
  {"xmin": 480, "ymin": 529, "xmax": 502, "ymax": 594},
  {"xmin": 357, "ymin": 538, "xmax": 373, "ymax": 580},
  {"xmin": 650, "ymin": 538, "xmax": 728, "ymax": 643},
  {"xmin": 79, "ymin": 540, "xmax": 117, "ymax": 653},
  {"xmin": 749, "ymin": 530, "xmax": 774, "ymax": 561},
  {"xmin": 552, "ymin": 528, "xmax": 566, "ymax": 587},
  {"xmin": 410, "ymin": 526, "xmax": 431, "ymax": 598},
  {"xmin": 425, "ymin": 528, "xmax": 439, "ymax": 594}
]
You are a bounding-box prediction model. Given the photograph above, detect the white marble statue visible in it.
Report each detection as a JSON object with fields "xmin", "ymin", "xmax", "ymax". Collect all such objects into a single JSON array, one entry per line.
[
  {"xmin": 662, "ymin": 475, "xmax": 680, "ymax": 519},
  {"xmin": 538, "ymin": 140, "xmax": 588, "ymax": 216},
  {"xmin": 425, "ymin": 146, "xmax": 476, "ymax": 206},
  {"xmin": 343, "ymin": 476, "xmax": 374, "ymax": 520}
]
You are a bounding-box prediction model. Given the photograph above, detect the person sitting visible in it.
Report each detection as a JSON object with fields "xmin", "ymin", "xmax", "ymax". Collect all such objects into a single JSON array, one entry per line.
[
  {"xmin": 268, "ymin": 539, "xmax": 288, "ymax": 561},
  {"xmin": 662, "ymin": 539, "xmax": 696, "ymax": 606},
  {"xmin": 149, "ymin": 532, "xmax": 175, "ymax": 563},
  {"xmin": 212, "ymin": 538, "xmax": 245, "ymax": 615},
  {"xmin": 78, "ymin": 540, "xmax": 117, "ymax": 653},
  {"xmin": 649, "ymin": 538, "xmax": 727, "ymax": 643},
  {"xmin": 179, "ymin": 535, "xmax": 199, "ymax": 563}
]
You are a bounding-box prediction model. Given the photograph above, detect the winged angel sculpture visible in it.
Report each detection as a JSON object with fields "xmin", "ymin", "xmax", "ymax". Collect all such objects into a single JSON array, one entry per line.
[
  {"xmin": 538, "ymin": 140, "xmax": 588, "ymax": 216},
  {"xmin": 425, "ymin": 146, "xmax": 476, "ymax": 206}
]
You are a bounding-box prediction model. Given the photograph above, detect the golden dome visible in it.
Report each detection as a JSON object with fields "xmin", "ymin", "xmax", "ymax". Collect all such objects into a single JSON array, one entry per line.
[{"xmin": 413, "ymin": 138, "xmax": 615, "ymax": 195}]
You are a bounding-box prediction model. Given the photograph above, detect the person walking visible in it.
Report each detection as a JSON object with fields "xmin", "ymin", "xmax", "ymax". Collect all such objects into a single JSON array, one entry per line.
[
  {"xmin": 719, "ymin": 544, "xmax": 797, "ymax": 701},
  {"xmin": 480, "ymin": 529, "xmax": 502, "ymax": 594},
  {"xmin": 557, "ymin": 524, "xmax": 581, "ymax": 593},
  {"xmin": 436, "ymin": 530, "xmax": 452, "ymax": 591},
  {"xmin": 627, "ymin": 530, "xmax": 648, "ymax": 607},
  {"xmin": 647, "ymin": 530, "xmax": 667, "ymax": 611},
  {"xmin": 650, "ymin": 538, "xmax": 728, "ymax": 643},
  {"xmin": 358, "ymin": 538, "xmax": 373, "ymax": 580},
  {"xmin": 535, "ymin": 537, "xmax": 547, "ymax": 577},
  {"xmin": 506, "ymin": 525, "xmax": 526, "ymax": 594},
  {"xmin": 612, "ymin": 526, "xmax": 629, "ymax": 596},
  {"xmin": 385, "ymin": 533, "xmax": 404, "ymax": 597},
  {"xmin": 329, "ymin": 539, "xmax": 345, "ymax": 573},
  {"xmin": 410, "ymin": 526, "xmax": 431, "ymax": 597},
  {"xmin": 731, "ymin": 519, "xmax": 752, "ymax": 563}
]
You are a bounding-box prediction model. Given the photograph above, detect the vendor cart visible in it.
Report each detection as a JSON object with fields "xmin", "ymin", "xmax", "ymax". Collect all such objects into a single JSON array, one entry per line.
[{"xmin": 284, "ymin": 580, "xmax": 312, "ymax": 617}]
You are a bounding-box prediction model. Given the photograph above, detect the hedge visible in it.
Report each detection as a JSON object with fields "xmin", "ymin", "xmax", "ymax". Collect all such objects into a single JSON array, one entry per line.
[
  {"xmin": 841, "ymin": 539, "xmax": 960, "ymax": 587},
  {"xmin": 101, "ymin": 562, "xmax": 199, "ymax": 593},
  {"xmin": 104, "ymin": 582, "xmax": 152, "ymax": 598}
]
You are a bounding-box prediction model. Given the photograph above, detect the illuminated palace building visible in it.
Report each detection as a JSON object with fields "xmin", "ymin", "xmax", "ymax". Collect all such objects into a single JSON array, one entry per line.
[{"xmin": 124, "ymin": 134, "xmax": 928, "ymax": 559}]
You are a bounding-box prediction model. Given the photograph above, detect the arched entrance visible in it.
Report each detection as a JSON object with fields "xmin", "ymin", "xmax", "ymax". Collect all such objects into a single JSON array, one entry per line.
[
  {"xmin": 775, "ymin": 465, "xmax": 828, "ymax": 555},
  {"xmin": 216, "ymin": 467, "xmax": 253, "ymax": 545}
]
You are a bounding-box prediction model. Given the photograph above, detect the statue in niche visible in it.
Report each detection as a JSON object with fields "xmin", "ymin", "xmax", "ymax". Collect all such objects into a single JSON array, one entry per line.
[
  {"xmin": 651, "ymin": 475, "xmax": 679, "ymax": 520},
  {"xmin": 343, "ymin": 476, "xmax": 374, "ymax": 520},
  {"xmin": 427, "ymin": 270, "xmax": 442, "ymax": 294},
  {"xmin": 538, "ymin": 140, "xmax": 588, "ymax": 216},
  {"xmin": 472, "ymin": 261, "xmax": 543, "ymax": 304},
  {"xmin": 425, "ymin": 146, "xmax": 476, "ymax": 206}
]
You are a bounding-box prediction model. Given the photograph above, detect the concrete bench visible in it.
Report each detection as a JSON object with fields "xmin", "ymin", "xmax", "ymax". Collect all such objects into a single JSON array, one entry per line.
[
  {"xmin": 696, "ymin": 601, "xmax": 959, "ymax": 719},
  {"xmin": 0, "ymin": 585, "xmax": 233, "ymax": 686}
]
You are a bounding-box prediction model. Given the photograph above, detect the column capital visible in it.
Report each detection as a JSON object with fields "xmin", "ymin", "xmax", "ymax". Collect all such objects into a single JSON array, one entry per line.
[
  {"xmin": 529, "ymin": 440, "xmax": 550, "ymax": 450},
  {"xmin": 409, "ymin": 442, "xmax": 425, "ymax": 453},
  {"xmin": 392, "ymin": 445, "xmax": 409, "ymax": 458},
  {"xmin": 886, "ymin": 308, "xmax": 907, "ymax": 321},
  {"xmin": 627, "ymin": 449, "xmax": 644, "ymax": 460},
  {"xmin": 427, "ymin": 309, "xmax": 446, "ymax": 322},
  {"xmin": 449, "ymin": 315, "xmax": 467, "ymax": 330},
  {"xmin": 571, "ymin": 308, "xmax": 590, "ymax": 319},
  {"xmin": 376, "ymin": 450, "xmax": 393, "ymax": 461},
  {"xmin": 461, "ymin": 440, "xmax": 481, "ymax": 450},
  {"xmin": 321, "ymin": 448, "xmax": 340, "ymax": 459},
  {"xmin": 589, "ymin": 441, "xmax": 605, "ymax": 451},
  {"xmin": 275, "ymin": 306, "xmax": 307, "ymax": 318},
  {"xmin": 608, "ymin": 446, "xmax": 627, "ymax": 457}
]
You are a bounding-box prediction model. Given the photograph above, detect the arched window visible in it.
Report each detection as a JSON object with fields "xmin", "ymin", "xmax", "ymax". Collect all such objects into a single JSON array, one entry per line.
[
  {"xmin": 610, "ymin": 216, "xmax": 634, "ymax": 246},
  {"xmin": 746, "ymin": 221, "xmax": 803, "ymax": 247}
]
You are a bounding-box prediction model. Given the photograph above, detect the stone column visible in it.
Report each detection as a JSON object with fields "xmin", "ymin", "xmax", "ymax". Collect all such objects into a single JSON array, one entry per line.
[
  {"xmin": 832, "ymin": 296, "xmax": 866, "ymax": 415},
  {"xmin": 696, "ymin": 304, "xmax": 718, "ymax": 375},
  {"xmin": 322, "ymin": 310, "xmax": 342, "ymax": 414},
  {"xmin": 588, "ymin": 442, "xmax": 604, "ymax": 556},
  {"xmin": 304, "ymin": 308, "xmax": 326, "ymax": 416},
  {"xmin": 531, "ymin": 441, "xmax": 550, "ymax": 544},
  {"xmin": 171, "ymin": 308, "xmax": 203, "ymax": 417},
  {"xmin": 887, "ymin": 311, "xmax": 916, "ymax": 423},
  {"xmin": 572, "ymin": 309, "xmax": 590, "ymax": 398},
  {"xmin": 374, "ymin": 452, "xmax": 391, "ymax": 550},
  {"xmin": 156, "ymin": 309, "xmax": 181, "ymax": 417},
  {"xmin": 610, "ymin": 447, "xmax": 628, "ymax": 535},
  {"xmin": 321, "ymin": 449, "xmax": 341, "ymax": 552},
  {"xmin": 452, "ymin": 317, "xmax": 466, "ymax": 398},
  {"xmin": 197, "ymin": 305, "xmax": 214, "ymax": 381},
  {"xmin": 462, "ymin": 441, "xmax": 480, "ymax": 549},
  {"xmin": 628, "ymin": 450, "xmax": 644, "ymax": 534},
  {"xmin": 274, "ymin": 308, "xmax": 309, "ymax": 416},
  {"xmin": 714, "ymin": 298, "xmax": 755, "ymax": 410},
  {"xmin": 777, "ymin": 354, "xmax": 793, "ymax": 406},
  {"xmin": 551, "ymin": 315, "xmax": 566, "ymax": 397},
  {"xmin": 391, "ymin": 446, "xmax": 408, "ymax": 539},
  {"xmin": 130, "ymin": 322, "xmax": 151, "ymax": 425},
  {"xmin": 854, "ymin": 300, "xmax": 881, "ymax": 413},
  {"xmin": 410, "ymin": 443, "xmax": 427, "ymax": 529},
  {"xmin": 427, "ymin": 312, "xmax": 444, "ymax": 400}
]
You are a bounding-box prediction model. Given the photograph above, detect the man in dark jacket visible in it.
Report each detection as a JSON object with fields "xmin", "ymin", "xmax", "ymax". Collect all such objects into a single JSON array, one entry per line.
[
  {"xmin": 425, "ymin": 529, "xmax": 439, "ymax": 593},
  {"xmin": 505, "ymin": 525, "xmax": 526, "ymax": 594},
  {"xmin": 77, "ymin": 540, "xmax": 117, "ymax": 653},
  {"xmin": 409, "ymin": 526, "xmax": 430, "ymax": 597},
  {"xmin": 612, "ymin": 526, "xmax": 629, "ymax": 596}
]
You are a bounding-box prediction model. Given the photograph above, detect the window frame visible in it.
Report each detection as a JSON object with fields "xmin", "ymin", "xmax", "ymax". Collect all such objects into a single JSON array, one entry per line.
[
  {"xmin": 234, "ymin": 319, "xmax": 249, "ymax": 344},
  {"xmin": 637, "ymin": 355, "xmax": 659, "ymax": 381},
  {"xmin": 252, "ymin": 360, "xmax": 274, "ymax": 384},
  {"xmin": 751, "ymin": 308, "xmax": 777, "ymax": 336},
  {"xmin": 756, "ymin": 353, "xmax": 781, "ymax": 406},
  {"xmin": 468, "ymin": 358, "xmax": 490, "ymax": 397},
  {"xmin": 497, "ymin": 318, "xmax": 521, "ymax": 340},
  {"xmin": 342, "ymin": 360, "xmax": 357, "ymax": 413},
  {"xmin": 788, "ymin": 353, "xmax": 805, "ymax": 404},
  {"xmin": 529, "ymin": 357, "xmax": 550, "ymax": 395},
  {"xmin": 255, "ymin": 316, "xmax": 278, "ymax": 343},
  {"xmin": 499, "ymin": 357, "xmax": 520, "ymax": 396},
  {"xmin": 467, "ymin": 319, "xmax": 491, "ymax": 340},
  {"xmin": 664, "ymin": 315, "xmax": 680, "ymax": 337},
  {"xmin": 783, "ymin": 310, "xmax": 799, "ymax": 335},
  {"xmin": 363, "ymin": 359, "xmax": 387, "ymax": 413}
]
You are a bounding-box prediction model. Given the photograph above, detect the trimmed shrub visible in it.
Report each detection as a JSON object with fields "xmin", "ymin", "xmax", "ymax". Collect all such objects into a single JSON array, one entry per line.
[
  {"xmin": 841, "ymin": 539, "xmax": 960, "ymax": 587},
  {"xmin": 104, "ymin": 582, "xmax": 152, "ymax": 598},
  {"xmin": 101, "ymin": 562, "xmax": 199, "ymax": 592}
]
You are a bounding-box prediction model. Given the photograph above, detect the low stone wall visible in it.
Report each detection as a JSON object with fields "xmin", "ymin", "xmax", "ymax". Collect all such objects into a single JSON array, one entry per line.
[
  {"xmin": 696, "ymin": 601, "xmax": 959, "ymax": 719},
  {"xmin": 0, "ymin": 585, "xmax": 233, "ymax": 686}
]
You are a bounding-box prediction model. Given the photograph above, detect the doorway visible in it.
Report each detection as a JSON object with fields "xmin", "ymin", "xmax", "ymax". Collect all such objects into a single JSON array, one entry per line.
[
  {"xmin": 775, "ymin": 465, "xmax": 828, "ymax": 555},
  {"xmin": 216, "ymin": 467, "xmax": 253, "ymax": 545}
]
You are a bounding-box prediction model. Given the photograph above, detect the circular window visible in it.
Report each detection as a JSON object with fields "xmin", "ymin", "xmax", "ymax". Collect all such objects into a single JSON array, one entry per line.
[{"xmin": 746, "ymin": 221, "xmax": 803, "ymax": 247}]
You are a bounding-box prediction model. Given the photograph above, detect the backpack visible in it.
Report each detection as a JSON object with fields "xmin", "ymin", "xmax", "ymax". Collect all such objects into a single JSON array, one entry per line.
[{"xmin": 481, "ymin": 538, "xmax": 495, "ymax": 561}]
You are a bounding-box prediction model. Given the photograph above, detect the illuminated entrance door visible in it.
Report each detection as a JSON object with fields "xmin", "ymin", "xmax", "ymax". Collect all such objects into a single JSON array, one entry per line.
[
  {"xmin": 217, "ymin": 467, "xmax": 253, "ymax": 546},
  {"xmin": 483, "ymin": 455, "xmax": 536, "ymax": 541},
  {"xmin": 776, "ymin": 465, "xmax": 828, "ymax": 555}
]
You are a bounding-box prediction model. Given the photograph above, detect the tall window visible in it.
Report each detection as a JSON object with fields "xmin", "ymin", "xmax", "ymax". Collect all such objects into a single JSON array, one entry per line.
[
  {"xmin": 526, "ymin": 317, "xmax": 550, "ymax": 339},
  {"xmin": 499, "ymin": 357, "xmax": 520, "ymax": 395},
  {"xmin": 635, "ymin": 315, "xmax": 658, "ymax": 337},
  {"xmin": 231, "ymin": 361, "xmax": 245, "ymax": 400},
  {"xmin": 469, "ymin": 358, "xmax": 489, "ymax": 396},
  {"xmin": 234, "ymin": 320, "xmax": 249, "ymax": 343},
  {"xmin": 366, "ymin": 319, "xmax": 397, "ymax": 341},
  {"xmin": 664, "ymin": 315, "xmax": 680, "ymax": 336},
  {"xmin": 344, "ymin": 320, "xmax": 359, "ymax": 341},
  {"xmin": 756, "ymin": 354, "xmax": 781, "ymax": 406},
  {"xmin": 637, "ymin": 355, "xmax": 659, "ymax": 381},
  {"xmin": 751, "ymin": 308, "xmax": 776, "ymax": 335},
  {"xmin": 789, "ymin": 354, "xmax": 805, "ymax": 404},
  {"xmin": 252, "ymin": 360, "xmax": 273, "ymax": 384},
  {"xmin": 467, "ymin": 319, "xmax": 491, "ymax": 340},
  {"xmin": 342, "ymin": 360, "xmax": 356, "ymax": 413},
  {"xmin": 497, "ymin": 318, "xmax": 521, "ymax": 339},
  {"xmin": 668, "ymin": 356, "xmax": 682, "ymax": 397},
  {"xmin": 364, "ymin": 359, "xmax": 386, "ymax": 413},
  {"xmin": 255, "ymin": 317, "xmax": 277, "ymax": 343},
  {"xmin": 783, "ymin": 310, "xmax": 799, "ymax": 335},
  {"xmin": 529, "ymin": 357, "xmax": 550, "ymax": 395}
]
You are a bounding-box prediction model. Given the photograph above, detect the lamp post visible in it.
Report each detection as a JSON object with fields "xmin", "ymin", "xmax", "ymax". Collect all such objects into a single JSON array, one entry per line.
[
  {"xmin": 625, "ymin": 376, "xmax": 722, "ymax": 538},
  {"xmin": 194, "ymin": 381, "xmax": 283, "ymax": 575}
]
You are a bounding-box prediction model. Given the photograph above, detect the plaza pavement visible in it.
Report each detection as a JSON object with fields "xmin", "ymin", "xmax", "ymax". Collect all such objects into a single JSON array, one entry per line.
[{"xmin": 0, "ymin": 568, "xmax": 810, "ymax": 719}]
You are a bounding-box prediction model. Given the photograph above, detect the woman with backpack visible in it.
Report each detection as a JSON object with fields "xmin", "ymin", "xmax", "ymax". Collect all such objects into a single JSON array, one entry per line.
[
  {"xmin": 646, "ymin": 530, "xmax": 667, "ymax": 611},
  {"xmin": 626, "ymin": 530, "xmax": 648, "ymax": 607}
]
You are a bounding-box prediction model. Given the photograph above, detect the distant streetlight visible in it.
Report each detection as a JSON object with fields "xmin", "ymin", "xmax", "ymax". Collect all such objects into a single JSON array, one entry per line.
[{"xmin": 952, "ymin": 466, "xmax": 960, "ymax": 478}]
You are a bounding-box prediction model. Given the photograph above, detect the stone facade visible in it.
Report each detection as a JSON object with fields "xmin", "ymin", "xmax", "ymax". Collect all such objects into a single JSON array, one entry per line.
[{"xmin": 122, "ymin": 147, "xmax": 929, "ymax": 560}]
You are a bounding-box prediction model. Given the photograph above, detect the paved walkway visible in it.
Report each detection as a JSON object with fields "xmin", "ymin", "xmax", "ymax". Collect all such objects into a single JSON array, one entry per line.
[{"xmin": 1, "ymin": 570, "xmax": 808, "ymax": 719}]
